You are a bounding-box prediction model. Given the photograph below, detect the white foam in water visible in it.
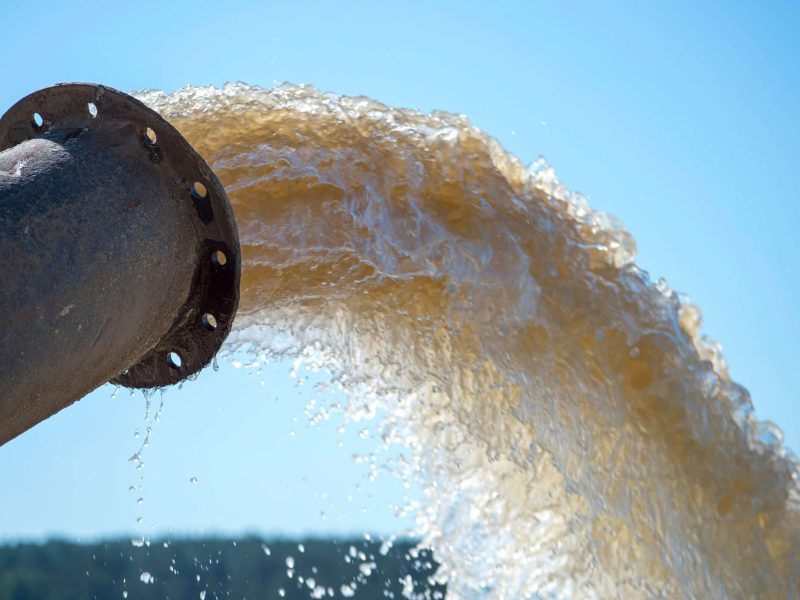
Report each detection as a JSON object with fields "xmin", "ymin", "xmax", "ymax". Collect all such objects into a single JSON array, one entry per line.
[{"xmin": 136, "ymin": 83, "xmax": 800, "ymax": 599}]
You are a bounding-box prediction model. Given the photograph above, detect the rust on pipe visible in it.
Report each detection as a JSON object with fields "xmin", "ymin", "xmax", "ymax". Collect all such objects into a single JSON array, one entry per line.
[{"xmin": 0, "ymin": 83, "xmax": 240, "ymax": 446}]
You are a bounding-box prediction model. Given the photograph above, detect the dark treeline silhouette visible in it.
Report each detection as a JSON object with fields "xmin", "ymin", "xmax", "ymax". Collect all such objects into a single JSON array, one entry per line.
[{"xmin": 0, "ymin": 537, "xmax": 445, "ymax": 599}]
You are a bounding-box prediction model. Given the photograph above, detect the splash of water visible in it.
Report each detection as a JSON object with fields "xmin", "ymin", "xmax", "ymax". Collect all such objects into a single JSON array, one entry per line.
[{"xmin": 137, "ymin": 83, "xmax": 799, "ymax": 599}]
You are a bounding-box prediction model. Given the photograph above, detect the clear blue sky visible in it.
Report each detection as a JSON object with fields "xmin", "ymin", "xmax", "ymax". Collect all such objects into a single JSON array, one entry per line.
[{"xmin": 0, "ymin": 0, "xmax": 798, "ymax": 540}]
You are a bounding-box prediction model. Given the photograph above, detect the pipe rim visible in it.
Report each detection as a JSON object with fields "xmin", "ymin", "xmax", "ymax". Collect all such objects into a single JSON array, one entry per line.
[{"xmin": 0, "ymin": 83, "xmax": 241, "ymax": 389}]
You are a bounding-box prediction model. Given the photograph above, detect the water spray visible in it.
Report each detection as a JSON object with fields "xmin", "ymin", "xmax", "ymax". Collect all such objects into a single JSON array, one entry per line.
[{"xmin": 0, "ymin": 83, "xmax": 241, "ymax": 445}]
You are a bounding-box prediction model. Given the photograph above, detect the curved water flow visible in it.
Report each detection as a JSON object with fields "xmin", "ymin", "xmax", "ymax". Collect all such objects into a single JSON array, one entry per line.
[{"xmin": 138, "ymin": 83, "xmax": 799, "ymax": 599}]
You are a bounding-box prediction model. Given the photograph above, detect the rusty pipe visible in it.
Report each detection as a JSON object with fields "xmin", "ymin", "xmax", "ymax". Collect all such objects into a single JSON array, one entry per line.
[{"xmin": 0, "ymin": 83, "xmax": 240, "ymax": 446}]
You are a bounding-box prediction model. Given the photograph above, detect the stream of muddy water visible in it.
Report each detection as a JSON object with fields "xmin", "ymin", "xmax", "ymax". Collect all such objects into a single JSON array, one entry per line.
[{"xmin": 137, "ymin": 83, "xmax": 799, "ymax": 599}]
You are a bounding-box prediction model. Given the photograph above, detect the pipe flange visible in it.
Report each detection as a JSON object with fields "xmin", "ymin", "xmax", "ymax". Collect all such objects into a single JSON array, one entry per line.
[{"xmin": 0, "ymin": 83, "xmax": 240, "ymax": 388}]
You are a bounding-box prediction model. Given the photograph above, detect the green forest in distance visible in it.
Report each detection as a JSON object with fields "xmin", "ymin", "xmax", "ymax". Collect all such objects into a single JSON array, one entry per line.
[{"xmin": 0, "ymin": 537, "xmax": 445, "ymax": 600}]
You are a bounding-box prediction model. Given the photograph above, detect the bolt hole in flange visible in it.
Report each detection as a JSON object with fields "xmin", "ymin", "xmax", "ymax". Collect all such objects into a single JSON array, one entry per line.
[
  {"xmin": 32, "ymin": 112, "xmax": 44, "ymax": 129},
  {"xmin": 87, "ymin": 102, "xmax": 98, "ymax": 118},
  {"xmin": 212, "ymin": 250, "xmax": 228, "ymax": 267},
  {"xmin": 191, "ymin": 181, "xmax": 208, "ymax": 201},
  {"xmin": 201, "ymin": 313, "xmax": 218, "ymax": 331},
  {"xmin": 166, "ymin": 351, "xmax": 182, "ymax": 369},
  {"xmin": 145, "ymin": 127, "xmax": 158, "ymax": 145}
]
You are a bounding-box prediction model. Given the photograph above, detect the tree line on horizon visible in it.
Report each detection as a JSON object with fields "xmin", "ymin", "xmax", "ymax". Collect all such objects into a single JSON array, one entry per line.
[{"xmin": 0, "ymin": 536, "xmax": 445, "ymax": 599}]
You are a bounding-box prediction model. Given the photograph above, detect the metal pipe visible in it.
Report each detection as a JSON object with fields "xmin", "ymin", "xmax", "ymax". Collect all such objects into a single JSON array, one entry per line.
[{"xmin": 0, "ymin": 84, "xmax": 240, "ymax": 446}]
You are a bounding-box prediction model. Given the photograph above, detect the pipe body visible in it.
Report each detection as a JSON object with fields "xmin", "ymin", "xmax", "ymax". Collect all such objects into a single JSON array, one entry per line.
[{"xmin": 0, "ymin": 84, "xmax": 240, "ymax": 446}]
